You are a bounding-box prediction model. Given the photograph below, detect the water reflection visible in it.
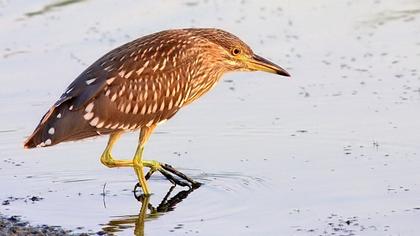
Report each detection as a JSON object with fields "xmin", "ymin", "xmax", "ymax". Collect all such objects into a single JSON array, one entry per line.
[{"xmin": 102, "ymin": 185, "xmax": 199, "ymax": 235}]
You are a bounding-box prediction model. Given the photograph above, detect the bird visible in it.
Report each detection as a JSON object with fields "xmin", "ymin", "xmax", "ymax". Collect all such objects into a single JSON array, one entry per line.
[{"xmin": 23, "ymin": 28, "xmax": 290, "ymax": 195}]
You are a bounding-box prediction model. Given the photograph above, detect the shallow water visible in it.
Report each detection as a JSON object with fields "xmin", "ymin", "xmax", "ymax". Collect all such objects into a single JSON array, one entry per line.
[{"xmin": 1, "ymin": 0, "xmax": 420, "ymax": 235}]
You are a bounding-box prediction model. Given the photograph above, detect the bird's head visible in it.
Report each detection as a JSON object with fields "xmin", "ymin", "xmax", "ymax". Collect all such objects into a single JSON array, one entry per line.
[{"xmin": 191, "ymin": 28, "xmax": 290, "ymax": 77}]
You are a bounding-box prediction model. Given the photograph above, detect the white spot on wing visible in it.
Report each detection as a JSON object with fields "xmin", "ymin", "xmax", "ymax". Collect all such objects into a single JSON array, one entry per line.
[
  {"xmin": 168, "ymin": 99, "xmax": 173, "ymax": 109},
  {"xmin": 85, "ymin": 102, "xmax": 94, "ymax": 113},
  {"xmin": 140, "ymin": 104, "xmax": 147, "ymax": 115},
  {"xmin": 45, "ymin": 139, "xmax": 52, "ymax": 145},
  {"xmin": 143, "ymin": 90, "xmax": 148, "ymax": 100},
  {"xmin": 147, "ymin": 105, "xmax": 153, "ymax": 114},
  {"xmin": 152, "ymin": 103, "xmax": 158, "ymax": 113},
  {"xmin": 84, "ymin": 112, "xmax": 94, "ymax": 120},
  {"xmin": 48, "ymin": 127, "xmax": 55, "ymax": 135},
  {"xmin": 119, "ymin": 85, "xmax": 126, "ymax": 96},
  {"xmin": 90, "ymin": 117, "xmax": 99, "ymax": 126},
  {"xmin": 118, "ymin": 70, "xmax": 126, "ymax": 77},
  {"xmin": 133, "ymin": 104, "xmax": 139, "ymax": 114},
  {"xmin": 176, "ymin": 93, "xmax": 183, "ymax": 106},
  {"xmin": 159, "ymin": 101, "xmax": 165, "ymax": 111},
  {"xmin": 119, "ymin": 103, "xmax": 125, "ymax": 112},
  {"xmin": 159, "ymin": 58, "xmax": 167, "ymax": 71},
  {"xmin": 124, "ymin": 70, "xmax": 134, "ymax": 79},
  {"xmin": 96, "ymin": 121, "xmax": 105, "ymax": 128},
  {"xmin": 106, "ymin": 77, "xmax": 116, "ymax": 85},
  {"xmin": 66, "ymin": 87, "xmax": 74, "ymax": 94},
  {"xmin": 86, "ymin": 78, "xmax": 96, "ymax": 85},
  {"xmin": 111, "ymin": 93, "xmax": 117, "ymax": 102},
  {"xmin": 136, "ymin": 61, "xmax": 150, "ymax": 75},
  {"xmin": 146, "ymin": 120, "xmax": 154, "ymax": 127},
  {"xmin": 125, "ymin": 103, "xmax": 131, "ymax": 113},
  {"xmin": 136, "ymin": 67, "xmax": 145, "ymax": 75}
]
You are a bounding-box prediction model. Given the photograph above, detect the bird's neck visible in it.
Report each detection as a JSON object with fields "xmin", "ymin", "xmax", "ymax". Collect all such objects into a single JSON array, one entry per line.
[{"xmin": 184, "ymin": 66, "xmax": 225, "ymax": 105}]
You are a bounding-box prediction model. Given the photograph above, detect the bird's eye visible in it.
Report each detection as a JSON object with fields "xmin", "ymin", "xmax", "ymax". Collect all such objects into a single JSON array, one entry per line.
[{"xmin": 231, "ymin": 48, "xmax": 242, "ymax": 56}]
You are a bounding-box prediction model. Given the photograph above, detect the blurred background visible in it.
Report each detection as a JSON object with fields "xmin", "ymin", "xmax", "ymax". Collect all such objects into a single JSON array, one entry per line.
[{"xmin": 0, "ymin": 0, "xmax": 419, "ymax": 235}]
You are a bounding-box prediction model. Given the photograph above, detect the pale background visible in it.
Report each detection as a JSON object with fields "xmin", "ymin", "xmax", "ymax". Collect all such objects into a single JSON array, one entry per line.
[{"xmin": 0, "ymin": 0, "xmax": 419, "ymax": 235}]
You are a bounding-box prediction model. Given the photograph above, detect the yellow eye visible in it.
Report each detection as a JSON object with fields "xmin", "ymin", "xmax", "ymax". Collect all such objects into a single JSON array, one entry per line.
[{"xmin": 231, "ymin": 48, "xmax": 242, "ymax": 56}]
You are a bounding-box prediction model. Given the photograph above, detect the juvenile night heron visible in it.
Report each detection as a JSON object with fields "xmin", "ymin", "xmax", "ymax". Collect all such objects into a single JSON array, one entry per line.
[{"xmin": 24, "ymin": 28, "xmax": 290, "ymax": 195}]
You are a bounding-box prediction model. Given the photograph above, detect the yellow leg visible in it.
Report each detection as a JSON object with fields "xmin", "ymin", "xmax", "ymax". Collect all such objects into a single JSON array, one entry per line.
[
  {"xmin": 133, "ymin": 125, "xmax": 157, "ymax": 195},
  {"xmin": 100, "ymin": 132, "xmax": 133, "ymax": 167},
  {"xmin": 101, "ymin": 127, "xmax": 199, "ymax": 195}
]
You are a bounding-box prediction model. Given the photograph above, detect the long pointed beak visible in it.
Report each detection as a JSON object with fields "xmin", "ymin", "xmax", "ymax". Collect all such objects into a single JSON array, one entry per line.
[{"xmin": 247, "ymin": 54, "xmax": 290, "ymax": 77}]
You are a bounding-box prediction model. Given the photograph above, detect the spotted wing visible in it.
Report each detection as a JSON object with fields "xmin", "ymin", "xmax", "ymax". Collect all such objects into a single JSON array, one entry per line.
[
  {"xmin": 24, "ymin": 31, "xmax": 198, "ymax": 148},
  {"xmin": 84, "ymin": 65, "xmax": 192, "ymax": 131}
]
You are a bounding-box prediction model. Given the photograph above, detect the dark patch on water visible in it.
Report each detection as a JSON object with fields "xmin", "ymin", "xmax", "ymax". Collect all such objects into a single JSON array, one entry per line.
[{"xmin": 24, "ymin": 0, "xmax": 87, "ymax": 18}]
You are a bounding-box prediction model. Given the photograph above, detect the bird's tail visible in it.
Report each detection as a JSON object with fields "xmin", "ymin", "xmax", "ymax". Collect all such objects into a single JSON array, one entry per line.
[{"xmin": 23, "ymin": 103, "xmax": 100, "ymax": 149}]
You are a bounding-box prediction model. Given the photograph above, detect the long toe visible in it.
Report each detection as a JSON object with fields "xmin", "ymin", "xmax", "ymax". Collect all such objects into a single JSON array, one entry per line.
[
  {"xmin": 161, "ymin": 163, "xmax": 201, "ymax": 186},
  {"xmin": 158, "ymin": 169, "xmax": 191, "ymax": 188}
]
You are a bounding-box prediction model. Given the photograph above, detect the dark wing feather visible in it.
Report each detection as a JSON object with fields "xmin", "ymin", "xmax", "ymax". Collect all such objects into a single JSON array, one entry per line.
[
  {"xmin": 58, "ymin": 29, "xmax": 197, "ymax": 110},
  {"xmin": 25, "ymin": 29, "xmax": 200, "ymax": 148},
  {"xmin": 56, "ymin": 43, "xmax": 134, "ymax": 109}
]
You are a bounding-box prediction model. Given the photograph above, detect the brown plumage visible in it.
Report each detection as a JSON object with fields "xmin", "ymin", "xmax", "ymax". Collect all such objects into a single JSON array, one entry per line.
[
  {"xmin": 23, "ymin": 28, "xmax": 290, "ymax": 194},
  {"xmin": 24, "ymin": 28, "xmax": 289, "ymax": 149}
]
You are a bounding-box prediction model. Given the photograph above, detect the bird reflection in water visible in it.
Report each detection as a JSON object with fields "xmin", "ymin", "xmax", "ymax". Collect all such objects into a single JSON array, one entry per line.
[{"xmin": 101, "ymin": 184, "xmax": 199, "ymax": 235}]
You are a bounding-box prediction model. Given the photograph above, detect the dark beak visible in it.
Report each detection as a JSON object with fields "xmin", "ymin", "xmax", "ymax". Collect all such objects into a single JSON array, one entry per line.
[{"xmin": 247, "ymin": 54, "xmax": 290, "ymax": 77}]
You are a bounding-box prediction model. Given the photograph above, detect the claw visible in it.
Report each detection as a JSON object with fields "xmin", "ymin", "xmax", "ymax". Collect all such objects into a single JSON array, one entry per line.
[
  {"xmin": 135, "ymin": 161, "xmax": 201, "ymax": 196},
  {"xmin": 159, "ymin": 169, "xmax": 191, "ymax": 187},
  {"xmin": 161, "ymin": 163, "xmax": 202, "ymax": 188}
]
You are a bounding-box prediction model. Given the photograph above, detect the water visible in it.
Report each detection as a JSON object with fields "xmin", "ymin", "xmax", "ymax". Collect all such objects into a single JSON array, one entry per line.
[{"xmin": 1, "ymin": 0, "xmax": 420, "ymax": 235}]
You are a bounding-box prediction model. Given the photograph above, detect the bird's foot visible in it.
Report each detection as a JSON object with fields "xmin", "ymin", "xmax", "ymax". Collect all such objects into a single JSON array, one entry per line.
[
  {"xmin": 160, "ymin": 163, "xmax": 202, "ymax": 189},
  {"xmin": 136, "ymin": 160, "xmax": 201, "ymax": 190}
]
